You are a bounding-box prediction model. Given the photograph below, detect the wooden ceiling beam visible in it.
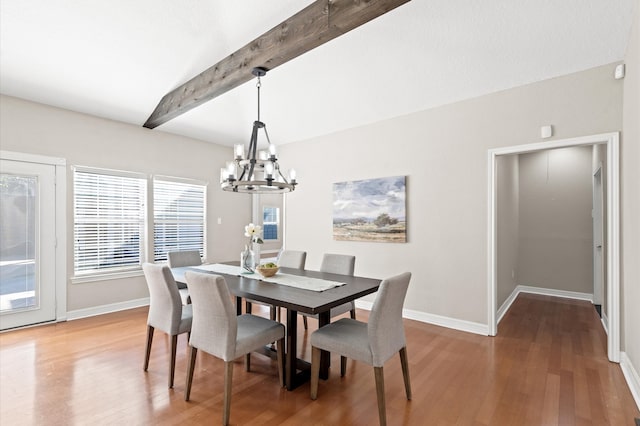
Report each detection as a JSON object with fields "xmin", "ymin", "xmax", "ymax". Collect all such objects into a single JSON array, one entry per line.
[{"xmin": 143, "ymin": 0, "xmax": 411, "ymax": 129}]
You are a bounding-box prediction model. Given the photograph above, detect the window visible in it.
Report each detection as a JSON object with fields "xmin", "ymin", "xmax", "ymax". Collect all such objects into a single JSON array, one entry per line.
[
  {"xmin": 74, "ymin": 168, "xmax": 146, "ymax": 274},
  {"xmin": 263, "ymin": 206, "xmax": 279, "ymax": 240},
  {"xmin": 153, "ymin": 178, "xmax": 206, "ymax": 262},
  {"xmin": 73, "ymin": 169, "xmax": 207, "ymax": 279}
]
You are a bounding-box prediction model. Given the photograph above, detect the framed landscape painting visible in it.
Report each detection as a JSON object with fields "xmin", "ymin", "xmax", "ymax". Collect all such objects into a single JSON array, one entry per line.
[{"xmin": 333, "ymin": 175, "xmax": 406, "ymax": 242}]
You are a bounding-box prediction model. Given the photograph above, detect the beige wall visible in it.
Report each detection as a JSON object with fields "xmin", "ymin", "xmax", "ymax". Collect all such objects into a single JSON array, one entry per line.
[
  {"xmin": 282, "ymin": 63, "xmax": 623, "ymax": 325},
  {"xmin": 496, "ymin": 154, "xmax": 519, "ymax": 307},
  {"xmin": 0, "ymin": 95, "xmax": 250, "ymax": 311},
  {"xmin": 517, "ymin": 146, "xmax": 594, "ymax": 293},
  {"xmin": 622, "ymin": 0, "xmax": 640, "ymax": 384}
]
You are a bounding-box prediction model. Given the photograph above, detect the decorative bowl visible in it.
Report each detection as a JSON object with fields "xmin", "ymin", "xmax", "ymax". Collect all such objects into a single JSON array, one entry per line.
[{"xmin": 257, "ymin": 265, "xmax": 279, "ymax": 278}]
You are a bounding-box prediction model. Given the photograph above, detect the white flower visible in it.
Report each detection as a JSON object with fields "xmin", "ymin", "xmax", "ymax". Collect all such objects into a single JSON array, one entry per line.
[{"xmin": 244, "ymin": 223, "xmax": 263, "ymax": 244}]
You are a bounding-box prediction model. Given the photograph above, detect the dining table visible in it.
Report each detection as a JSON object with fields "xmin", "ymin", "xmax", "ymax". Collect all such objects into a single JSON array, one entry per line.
[{"xmin": 171, "ymin": 263, "xmax": 381, "ymax": 390}]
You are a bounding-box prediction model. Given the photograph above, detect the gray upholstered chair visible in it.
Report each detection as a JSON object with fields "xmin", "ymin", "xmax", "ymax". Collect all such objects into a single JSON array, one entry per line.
[
  {"xmin": 167, "ymin": 250, "xmax": 202, "ymax": 268},
  {"xmin": 184, "ymin": 271, "xmax": 285, "ymax": 426},
  {"xmin": 302, "ymin": 253, "xmax": 356, "ymax": 330},
  {"xmin": 167, "ymin": 250, "xmax": 202, "ymax": 305},
  {"xmin": 277, "ymin": 249, "xmax": 307, "ymax": 269},
  {"xmin": 310, "ymin": 272, "xmax": 412, "ymax": 426},
  {"xmin": 246, "ymin": 250, "xmax": 307, "ymax": 320},
  {"xmin": 142, "ymin": 263, "xmax": 193, "ymax": 388}
]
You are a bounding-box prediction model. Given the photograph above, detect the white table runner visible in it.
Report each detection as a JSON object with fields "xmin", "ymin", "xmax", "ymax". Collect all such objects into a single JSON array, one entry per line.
[{"xmin": 192, "ymin": 263, "xmax": 345, "ymax": 292}]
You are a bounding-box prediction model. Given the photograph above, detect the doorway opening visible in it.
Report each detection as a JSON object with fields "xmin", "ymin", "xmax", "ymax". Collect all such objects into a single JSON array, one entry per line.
[{"xmin": 487, "ymin": 132, "xmax": 620, "ymax": 362}]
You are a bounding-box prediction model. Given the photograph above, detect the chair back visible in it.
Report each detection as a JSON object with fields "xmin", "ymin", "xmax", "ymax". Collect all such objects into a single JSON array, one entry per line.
[
  {"xmin": 142, "ymin": 263, "xmax": 184, "ymax": 335},
  {"xmin": 320, "ymin": 254, "xmax": 355, "ymax": 276},
  {"xmin": 185, "ymin": 271, "xmax": 238, "ymax": 361},
  {"xmin": 367, "ymin": 272, "xmax": 411, "ymax": 366},
  {"xmin": 167, "ymin": 250, "xmax": 202, "ymax": 268},
  {"xmin": 277, "ymin": 250, "xmax": 307, "ymax": 269}
]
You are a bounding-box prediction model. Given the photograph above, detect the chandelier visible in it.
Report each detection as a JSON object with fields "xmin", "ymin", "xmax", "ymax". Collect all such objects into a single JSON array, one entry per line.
[{"xmin": 220, "ymin": 67, "xmax": 297, "ymax": 193}]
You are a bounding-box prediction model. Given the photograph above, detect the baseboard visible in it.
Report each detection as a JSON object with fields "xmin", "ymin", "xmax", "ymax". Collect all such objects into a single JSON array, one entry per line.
[
  {"xmin": 516, "ymin": 285, "xmax": 594, "ymax": 302},
  {"xmin": 355, "ymin": 301, "xmax": 489, "ymax": 336},
  {"xmin": 497, "ymin": 285, "xmax": 594, "ymax": 325},
  {"xmin": 66, "ymin": 297, "xmax": 149, "ymax": 321},
  {"xmin": 620, "ymin": 352, "xmax": 640, "ymax": 411},
  {"xmin": 497, "ymin": 287, "xmax": 520, "ymax": 323},
  {"xmin": 601, "ymin": 310, "xmax": 609, "ymax": 335}
]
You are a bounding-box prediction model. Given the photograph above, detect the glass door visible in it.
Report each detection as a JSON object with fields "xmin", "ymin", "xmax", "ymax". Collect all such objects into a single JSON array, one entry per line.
[{"xmin": 0, "ymin": 159, "xmax": 56, "ymax": 330}]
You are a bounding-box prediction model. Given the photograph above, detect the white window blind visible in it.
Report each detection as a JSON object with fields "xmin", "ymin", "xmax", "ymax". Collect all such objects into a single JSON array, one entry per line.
[
  {"xmin": 74, "ymin": 169, "xmax": 146, "ymax": 274},
  {"xmin": 153, "ymin": 178, "xmax": 206, "ymax": 262}
]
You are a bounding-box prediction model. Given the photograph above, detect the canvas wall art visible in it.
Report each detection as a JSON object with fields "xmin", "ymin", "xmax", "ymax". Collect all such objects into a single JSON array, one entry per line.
[{"xmin": 333, "ymin": 175, "xmax": 406, "ymax": 242}]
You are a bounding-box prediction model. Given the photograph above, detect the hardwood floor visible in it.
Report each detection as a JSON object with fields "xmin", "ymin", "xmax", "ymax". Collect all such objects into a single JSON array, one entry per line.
[{"xmin": 1, "ymin": 293, "xmax": 638, "ymax": 425}]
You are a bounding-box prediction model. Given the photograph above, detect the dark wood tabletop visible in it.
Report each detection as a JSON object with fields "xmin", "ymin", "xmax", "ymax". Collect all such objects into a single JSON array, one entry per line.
[{"xmin": 171, "ymin": 264, "xmax": 381, "ymax": 390}]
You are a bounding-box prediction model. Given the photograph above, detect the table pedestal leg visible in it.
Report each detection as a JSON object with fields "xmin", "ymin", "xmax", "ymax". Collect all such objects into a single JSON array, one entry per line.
[
  {"xmin": 318, "ymin": 311, "xmax": 331, "ymax": 380},
  {"xmin": 285, "ymin": 309, "xmax": 298, "ymax": 390},
  {"xmin": 236, "ymin": 297, "xmax": 242, "ymax": 315}
]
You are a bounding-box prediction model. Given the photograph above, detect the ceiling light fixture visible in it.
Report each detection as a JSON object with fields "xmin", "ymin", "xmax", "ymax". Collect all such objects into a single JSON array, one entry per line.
[{"xmin": 220, "ymin": 67, "xmax": 297, "ymax": 194}]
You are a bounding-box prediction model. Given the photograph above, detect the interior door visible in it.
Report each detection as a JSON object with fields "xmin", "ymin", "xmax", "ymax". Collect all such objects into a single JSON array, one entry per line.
[
  {"xmin": 0, "ymin": 159, "xmax": 57, "ymax": 330},
  {"xmin": 592, "ymin": 166, "xmax": 604, "ymax": 311}
]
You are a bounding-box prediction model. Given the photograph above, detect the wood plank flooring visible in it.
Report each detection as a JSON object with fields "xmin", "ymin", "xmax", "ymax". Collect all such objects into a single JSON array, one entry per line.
[{"xmin": 1, "ymin": 293, "xmax": 638, "ymax": 425}]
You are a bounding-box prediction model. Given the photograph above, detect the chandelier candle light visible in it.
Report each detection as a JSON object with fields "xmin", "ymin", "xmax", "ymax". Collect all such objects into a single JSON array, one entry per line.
[{"xmin": 220, "ymin": 67, "xmax": 298, "ymax": 193}]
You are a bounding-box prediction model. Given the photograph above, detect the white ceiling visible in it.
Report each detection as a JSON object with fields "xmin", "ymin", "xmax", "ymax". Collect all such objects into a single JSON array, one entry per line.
[{"xmin": 0, "ymin": 0, "xmax": 636, "ymax": 147}]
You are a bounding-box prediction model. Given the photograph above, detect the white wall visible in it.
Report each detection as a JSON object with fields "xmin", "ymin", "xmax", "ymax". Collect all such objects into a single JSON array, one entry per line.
[
  {"xmin": 0, "ymin": 95, "xmax": 251, "ymax": 312},
  {"xmin": 282, "ymin": 63, "xmax": 623, "ymax": 326},
  {"xmin": 621, "ymin": 0, "xmax": 640, "ymax": 405}
]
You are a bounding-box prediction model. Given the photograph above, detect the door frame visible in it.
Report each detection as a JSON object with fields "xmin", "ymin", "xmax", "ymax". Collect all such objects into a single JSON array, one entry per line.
[
  {"xmin": 487, "ymin": 132, "xmax": 620, "ymax": 362},
  {"xmin": 1, "ymin": 150, "xmax": 67, "ymax": 324}
]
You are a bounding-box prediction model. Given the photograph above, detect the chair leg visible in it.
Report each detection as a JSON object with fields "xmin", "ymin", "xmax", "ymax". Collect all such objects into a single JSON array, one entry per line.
[
  {"xmin": 143, "ymin": 325, "xmax": 154, "ymax": 371},
  {"xmin": 276, "ymin": 337, "xmax": 285, "ymax": 387},
  {"xmin": 223, "ymin": 361, "xmax": 233, "ymax": 426},
  {"xmin": 184, "ymin": 346, "xmax": 197, "ymax": 401},
  {"xmin": 374, "ymin": 367, "xmax": 387, "ymax": 426},
  {"xmin": 245, "ymin": 353, "xmax": 251, "ymax": 372},
  {"xmin": 245, "ymin": 300, "xmax": 252, "ymax": 314},
  {"xmin": 310, "ymin": 346, "xmax": 321, "ymax": 400},
  {"xmin": 303, "ymin": 315, "xmax": 308, "ymax": 330},
  {"xmin": 169, "ymin": 334, "xmax": 178, "ymax": 388},
  {"xmin": 399, "ymin": 347, "xmax": 412, "ymax": 400},
  {"xmin": 340, "ymin": 356, "xmax": 347, "ymax": 377},
  {"xmin": 270, "ymin": 306, "xmax": 277, "ymax": 321},
  {"xmin": 350, "ymin": 308, "xmax": 356, "ymax": 320}
]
